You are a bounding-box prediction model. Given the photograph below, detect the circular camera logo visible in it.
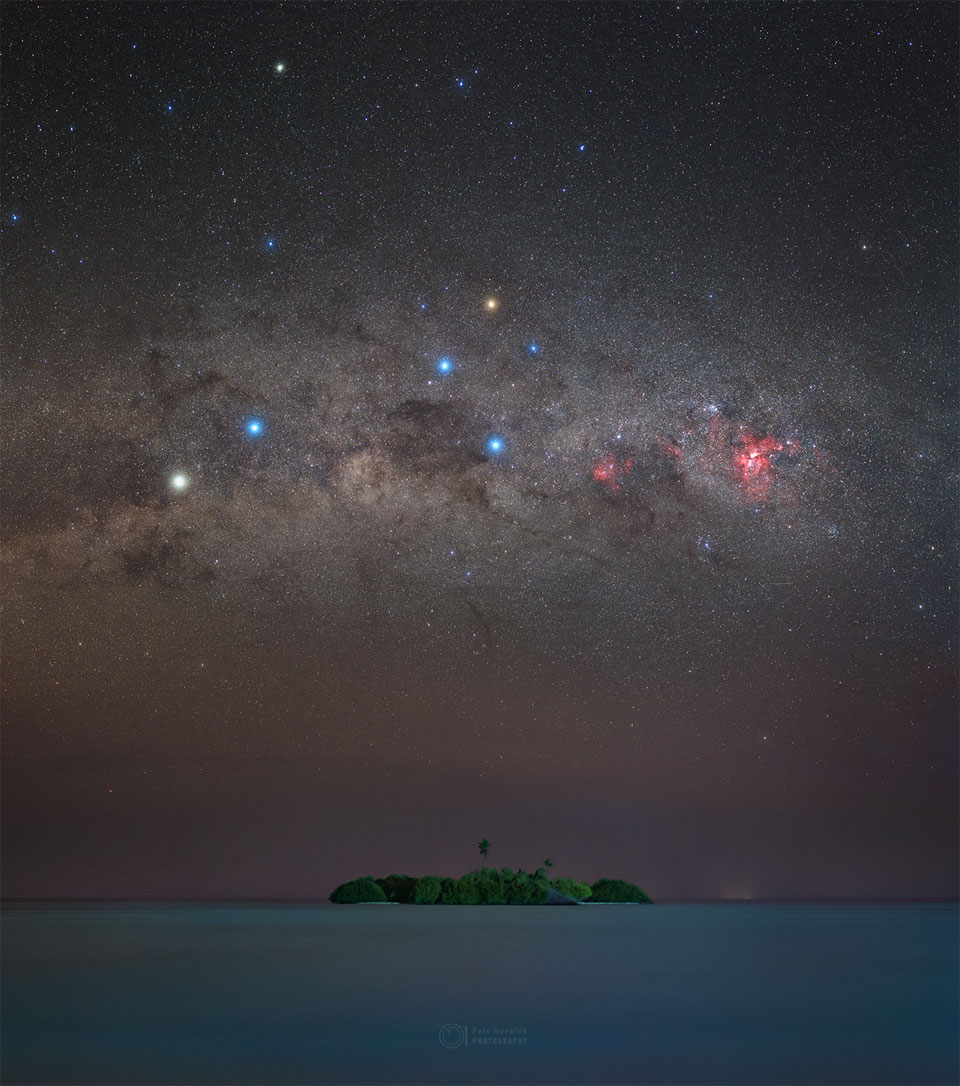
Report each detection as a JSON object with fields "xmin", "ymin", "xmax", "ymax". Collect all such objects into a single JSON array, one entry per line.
[{"xmin": 437, "ymin": 1023, "xmax": 468, "ymax": 1049}]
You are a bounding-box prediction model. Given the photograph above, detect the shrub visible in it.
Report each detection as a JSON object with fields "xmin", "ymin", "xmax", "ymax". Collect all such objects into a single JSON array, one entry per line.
[
  {"xmin": 455, "ymin": 871, "xmax": 482, "ymax": 904},
  {"xmin": 474, "ymin": 867, "xmax": 509, "ymax": 904},
  {"xmin": 332, "ymin": 867, "xmax": 565, "ymax": 905},
  {"xmin": 329, "ymin": 877, "xmax": 388, "ymax": 904},
  {"xmin": 414, "ymin": 875, "xmax": 442, "ymax": 904},
  {"xmin": 436, "ymin": 867, "xmax": 549, "ymax": 905},
  {"xmin": 589, "ymin": 878, "xmax": 652, "ymax": 903},
  {"xmin": 498, "ymin": 867, "xmax": 549, "ymax": 904},
  {"xmin": 551, "ymin": 877, "xmax": 592, "ymax": 900},
  {"xmin": 376, "ymin": 874, "xmax": 418, "ymax": 904},
  {"xmin": 515, "ymin": 872, "xmax": 549, "ymax": 905},
  {"xmin": 438, "ymin": 877, "xmax": 461, "ymax": 904}
]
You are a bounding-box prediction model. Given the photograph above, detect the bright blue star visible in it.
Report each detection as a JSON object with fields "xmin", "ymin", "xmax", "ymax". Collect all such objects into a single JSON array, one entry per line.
[
  {"xmin": 578, "ymin": 144, "xmax": 586, "ymax": 152},
  {"xmin": 528, "ymin": 342, "xmax": 539, "ymax": 354},
  {"xmin": 265, "ymin": 237, "xmax": 276, "ymax": 250},
  {"xmin": 436, "ymin": 357, "xmax": 453, "ymax": 375},
  {"xmin": 246, "ymin": 419, "xmax": 264, "ymax": 436},
  {"xmin": 485, "ymin": 435, "xmax": 505, "ymax": 456},
  {"xmin": 10, "ymin": 213, "xmax": 18, "ymax": 223},
  {"xmin": 166, "ymin": 103, "xmax": 174, "ymax": 112}
]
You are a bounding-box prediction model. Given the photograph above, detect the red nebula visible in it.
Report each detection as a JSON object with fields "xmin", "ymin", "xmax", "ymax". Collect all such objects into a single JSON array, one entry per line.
[
  {"xmin": 655, "ymin": 438, "xmax": 683, "ymax": 460},
  {"xmin": 592, "ymin": 454, "xmax": 633, "ymax": 491},
  {"xmin": 733, "ymin": 432, "xmax": 783, "ymax": 498}
]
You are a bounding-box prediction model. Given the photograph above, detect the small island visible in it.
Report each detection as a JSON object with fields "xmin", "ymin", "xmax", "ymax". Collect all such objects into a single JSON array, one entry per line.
[{"xmin": 330, "ymin": 840, "xmax": 652, "ymax": 905}]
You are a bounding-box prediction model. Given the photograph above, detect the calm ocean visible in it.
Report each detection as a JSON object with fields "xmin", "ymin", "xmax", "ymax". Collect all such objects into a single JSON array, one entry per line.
[{"xmin": 2, "ymin": 902, "xmax": 957, "ymax": 1085}]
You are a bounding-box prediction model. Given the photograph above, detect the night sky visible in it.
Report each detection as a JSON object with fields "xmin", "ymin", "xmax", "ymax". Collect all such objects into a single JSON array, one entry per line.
[{"xmin": 2, "ymin": 2, "xmax": 956, "ymax": 901}]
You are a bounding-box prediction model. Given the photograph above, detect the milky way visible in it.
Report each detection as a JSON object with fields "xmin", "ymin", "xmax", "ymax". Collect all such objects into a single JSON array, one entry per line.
[{"xmin": 2, "ymin": 2, "xmax": 956, "ymax": 899}]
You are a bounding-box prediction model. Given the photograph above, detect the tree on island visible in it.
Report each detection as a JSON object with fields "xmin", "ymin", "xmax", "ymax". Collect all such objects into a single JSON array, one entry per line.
[
  {"xmin": 413, "ymin": 875, "xmax": 441, "ymax": 904},
  {"xmin": 552, "ymin": 877, "xmax": 592, "ymax": 900},
  {"xmin": 329, "ymin": 877, "xmax": 387, "ymax": 904},
  {"xmin": 478, "ymin": 837, "xmax": 490, "ymax": 863},
  {"xmin": 589, "ymin": 878, "xmax": 651, "ymax": 903}
]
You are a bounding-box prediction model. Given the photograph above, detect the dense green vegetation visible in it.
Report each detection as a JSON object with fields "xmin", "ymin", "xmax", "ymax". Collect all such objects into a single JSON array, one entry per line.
[
  {"xmin": 413, "ymin": 875, "xmax": 442, "ymax": 904},
  {"xmin": 437, "ymin": 867, "xmax": 551, "ymax": 904},
  {"xmin": 329, "ymin": 877, "xmax": 388, "ymax": 904},
  {"xmin": 330, "ymin": 868, "xmax": 651, "ymax": 905},
  {"xmin": 552, "ymin": 877, "xmax": 593, "ymax": 900},
  {"xmin": 588, "ymin": 878, "xmax": 652, "ymax": 903},
  {"xmin": 376, "ymin": 874, "xmax": 418, "ymax": 903}
]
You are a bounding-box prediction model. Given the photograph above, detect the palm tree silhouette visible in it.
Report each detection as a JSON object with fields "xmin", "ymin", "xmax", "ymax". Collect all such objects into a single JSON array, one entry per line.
[
  {"xmin": 543, "ymin": 858, "xmax": 554, "ymax": 871},
  {"xmin": 478, "ymin": 838, "xmax": 490, "ymax": 864}
]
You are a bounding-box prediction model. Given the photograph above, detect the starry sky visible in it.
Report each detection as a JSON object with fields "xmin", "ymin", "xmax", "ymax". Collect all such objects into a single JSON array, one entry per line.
[{"xmin": 2, "ymin": 2, "xmax": 956, "ymax": 901}]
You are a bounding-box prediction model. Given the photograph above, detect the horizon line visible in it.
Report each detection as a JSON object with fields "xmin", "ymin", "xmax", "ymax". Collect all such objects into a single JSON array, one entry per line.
[{"xmin": 4, "ymin": 896, "xmax": 958, "ymax": 905}]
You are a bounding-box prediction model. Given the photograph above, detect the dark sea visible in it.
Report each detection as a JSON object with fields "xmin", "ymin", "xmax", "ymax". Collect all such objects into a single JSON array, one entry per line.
[{"xmin": 2, "ymin": 902, "xmax": 957, "ymax": 1085}]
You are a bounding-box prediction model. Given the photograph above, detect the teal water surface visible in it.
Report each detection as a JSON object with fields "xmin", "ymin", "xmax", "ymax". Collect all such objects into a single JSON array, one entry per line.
[{"xmin": 2, "ymin": 902, "xmax": 957, "ymax": 1084}]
